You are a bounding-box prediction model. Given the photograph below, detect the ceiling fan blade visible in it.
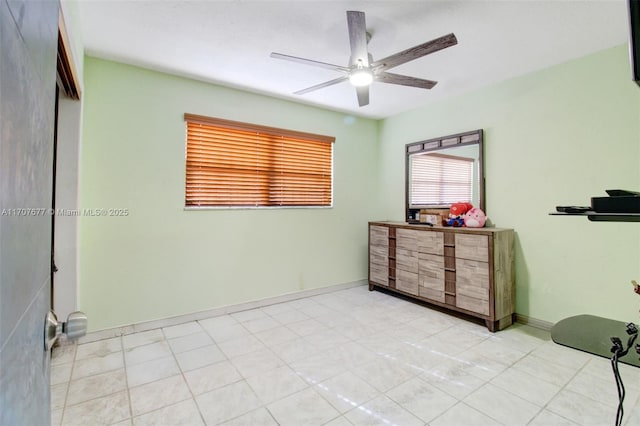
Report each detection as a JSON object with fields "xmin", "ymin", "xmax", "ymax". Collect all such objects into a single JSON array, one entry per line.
[
  {"xmin": 356, "ymin": 85, "xmax": 369, "ymax": 107},
  {"xmin": 347, "ymin": 11, "xmax": 369, "ymax": 67},
  {"xmin": 376, "ymin": 72, "xmax": 437, "ymax": 89},
  {"xmin": 371, "ymin": 33, "xmax": 457, "ymax": 71},
  {"xmin": 270, "ymin": 52, "xmax": 350, "ymax": 73},
  {"xmin": 294, "ymin": 76, "xmax": 349, "ymax": 95}
]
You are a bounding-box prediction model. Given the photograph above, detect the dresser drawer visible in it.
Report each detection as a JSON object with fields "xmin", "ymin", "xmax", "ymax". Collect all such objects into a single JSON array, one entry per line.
[
  {"xmin": 369, "ymin": 263, "xmax": 388, "ymax": 286},
  {"xmin": 419, "ymin": 287, "xmax": 445, "ymax": 303},
  {"xmin": 455, "ymin": 234, "xmax": 489, "ymax": 262},
  {"xmin": 370, "ymin": 252, "xmax": 388, "ymax": 267},
  {"xmin": 396, "ymin": 228, "xmax": 419, "ymax": 250},
  {"xmin": 418, "ymin": 253, "xmax": 444, "ymax": 289},
  {"xmin": 370, "ymin": 226, "xmax": 389, "ymax": 246},
  {"xmin": 369, "ymin": 244, "xmax": 388, "ymax": 260},
  {"xmin": 456, "ymin": 294, "xmax": 489, "ymax": 315},
  {"xmin": 417, "ymin": 231, "xmax": 444, "ymax": 255},
  {"xmin": 396, "ymin": 248, "xmax": 418, "ymax": 272},
  {"xmin": 396, "ymin": 269, "xmax": 418, "ymax": 295}
]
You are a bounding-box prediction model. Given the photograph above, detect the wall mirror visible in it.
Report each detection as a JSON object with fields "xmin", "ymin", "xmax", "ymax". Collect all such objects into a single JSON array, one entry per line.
[{"xmin": 405, "ymin": 129, "xmax": 484, "ymax": 222}]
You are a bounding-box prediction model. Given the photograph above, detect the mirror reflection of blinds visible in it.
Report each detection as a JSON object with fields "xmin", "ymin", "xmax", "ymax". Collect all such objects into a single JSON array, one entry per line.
[{"xmin": 410, "ymin": 154, "xmax": 474, "ymax": 206}]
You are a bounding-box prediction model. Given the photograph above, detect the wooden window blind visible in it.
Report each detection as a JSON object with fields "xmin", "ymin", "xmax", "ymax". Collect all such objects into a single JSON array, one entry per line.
[
  {"xmin": 185, "ymin": 114, "xmax": 334, "ymax": 207},
  {"xmin": 409, "ymin": 153, "xmax": 474, "ymax": 206}
]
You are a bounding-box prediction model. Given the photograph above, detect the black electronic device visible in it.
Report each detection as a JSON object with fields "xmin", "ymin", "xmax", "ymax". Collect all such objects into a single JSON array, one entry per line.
[
  {"xmin": 591, "ymin": 189, "xmax": 640, "ymax": 213},
  {"xmin": 606, "ymin": 189, "xmax": 640, "ymax": 197},
  {"xmin": 556, "ymin": 206, "xmax": 592, "ymax": 213}
]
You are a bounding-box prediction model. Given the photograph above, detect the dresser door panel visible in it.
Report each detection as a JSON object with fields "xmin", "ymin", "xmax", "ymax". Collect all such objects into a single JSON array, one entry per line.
[
  {"xmin": 456, "ymin": 259, "xmax": 489, "ymax": 294},
  {"xmin": 369, "ymin": 263, "xmax": 389, "ymax": 286},
  {"xmin": 369, "ymin": 244, "xmax": 388, "ymax": 258},
  {"xmin": 455, "ymin": 234, "xmax": 489, "ymax": 262},
  {"xmin": 370, "ymin": 243, "xmax": 388, "ymax": 267},
  {"xmin": 455, "ymin": 257, "xmax": 490, "ymax": 316},
  {"xmin": 369, "ymin": 225, "xmax": 390, "ymax": 286},
  {"xmin": 369, "ymin": 253, "xmax": 387, "ymax": 267}
]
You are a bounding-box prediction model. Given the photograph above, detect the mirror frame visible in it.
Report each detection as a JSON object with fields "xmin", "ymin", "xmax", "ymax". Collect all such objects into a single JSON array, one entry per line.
[{"xmin": 405, "ymin": 129, "xmax": 485, "ymax": 222}]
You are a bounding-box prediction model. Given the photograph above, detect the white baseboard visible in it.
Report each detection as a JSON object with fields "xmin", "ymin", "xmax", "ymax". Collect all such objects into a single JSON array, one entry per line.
[
  {"xmin": 515, "ymin": 313, "xmax": 554, "ymax": 331},
  {"xmin": 77, "ymin": 279, "xmax": 367, "ymax": 344},
  {"xmin": 71, "ymin": 281, "xmax": 555, "ymax": 345}
]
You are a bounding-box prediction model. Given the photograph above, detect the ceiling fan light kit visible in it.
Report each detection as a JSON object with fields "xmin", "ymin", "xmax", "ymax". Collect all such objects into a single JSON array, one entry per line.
[
  {"xmin": 270, "ymin": 10, "xmax": 458, "ymax": 107},
  {"xmin": 349, "ymin": 67, "xmax": 373, "ymax": 87}
]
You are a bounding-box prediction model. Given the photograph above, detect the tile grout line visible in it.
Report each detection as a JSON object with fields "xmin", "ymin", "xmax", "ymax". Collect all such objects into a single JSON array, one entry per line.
[
  {"xmin": 232, "ymin": 308, "xmax": 311, "ymax": 424},
  {"xmin": 55, "ymin": 343, "xmax": 77, "ymax": 426},
  {"xmin": 262, "ymin": 305, "xmax": 378, "ymax": 425},
  {"xmin": 113, "ymin": 320, "xmax": 247, "ymax": 414},
  {"xmin": 221, "ymin": 305, "xmax": 347, "ymax": 424},
  {"xmin": 421, "ymin": 334, "xmax": 541, "ymax": 425},
  {"xmin": 58, "ymin": 339, "xmax": 129, "ymax": 422},
  {"xmin": 516, "ymin": 345, "xmax": 587, "ymax": 425},
  {"xmin": 162, "ymin": 326, "xmax": 209, "ymax": 425},
  {"xmin": 120, "ymin": 334, "xmax": 134, "ymax": 425},
  {"xmin": 482, "ymin": 344, "xmax": 545, "ymax": 426},
  {"xmin": 540, "ymin": 355, "xmax": 619, "ymax": 424}
]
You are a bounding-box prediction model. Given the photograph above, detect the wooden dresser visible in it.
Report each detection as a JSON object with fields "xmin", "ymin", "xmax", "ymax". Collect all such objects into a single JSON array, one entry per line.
[{"xmin": 369, "ymin": 221, "xmax": 515, "ymax": 331}]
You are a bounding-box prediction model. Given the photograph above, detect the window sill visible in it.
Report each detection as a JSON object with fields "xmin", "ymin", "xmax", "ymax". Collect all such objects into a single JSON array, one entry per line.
[{"xmin": 184, "ymin": 205, "xmax": 333, "ymax": 211}]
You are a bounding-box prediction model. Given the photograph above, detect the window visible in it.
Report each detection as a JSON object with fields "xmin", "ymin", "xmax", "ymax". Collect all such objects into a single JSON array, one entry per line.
[
  {"xmin": 409, "ymin": 153, "xmax": 474, "ymax": 206},
  {"xmin": 184, "ymin": 114, "xmax": 334, "ymax": 207}
]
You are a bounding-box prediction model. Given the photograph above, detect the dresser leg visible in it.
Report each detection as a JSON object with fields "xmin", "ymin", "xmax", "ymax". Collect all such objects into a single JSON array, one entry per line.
[
  {"xmin": 368, "ymin": 283, "xmax": 374, "ymax": 291},
  {"xmin": 486, "ymin": 315, "xmax": 514, "ymax": 332}
]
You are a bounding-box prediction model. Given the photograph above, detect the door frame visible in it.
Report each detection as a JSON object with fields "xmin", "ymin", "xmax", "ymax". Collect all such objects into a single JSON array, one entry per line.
[{"xmin": 53, "ymin": 8, "xmax": 82, "ymax": 317}]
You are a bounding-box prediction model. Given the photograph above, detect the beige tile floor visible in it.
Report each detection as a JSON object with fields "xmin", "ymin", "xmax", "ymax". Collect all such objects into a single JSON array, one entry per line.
[{"xmin": 51, "ymin": 286, "xmax": 640, "ymax": 425}]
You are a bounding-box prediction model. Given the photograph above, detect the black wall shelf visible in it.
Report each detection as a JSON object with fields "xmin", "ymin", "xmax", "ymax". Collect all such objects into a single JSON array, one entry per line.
[{"xmin": 549, "ymin": 212, "xmax": 640, "ymax": 222}]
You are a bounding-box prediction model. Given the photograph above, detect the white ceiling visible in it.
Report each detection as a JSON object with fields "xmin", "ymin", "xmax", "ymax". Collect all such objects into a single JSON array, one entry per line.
[{"xmin": 77, "ymin": 0, "xmax": 630, "ymax": 119}]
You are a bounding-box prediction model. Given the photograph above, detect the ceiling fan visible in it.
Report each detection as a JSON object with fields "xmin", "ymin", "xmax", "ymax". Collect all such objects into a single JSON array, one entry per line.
[{"xmin": 270, "ymin": 11, "xmax": 458, "ymax": 107}]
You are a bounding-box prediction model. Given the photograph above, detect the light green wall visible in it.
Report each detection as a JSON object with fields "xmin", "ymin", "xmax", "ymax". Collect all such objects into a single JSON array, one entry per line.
[
  {"xmin": 82, "ymin": 44, "xmax": 640, "ymax": 330},
  {"xmin": 378, "ymin": 44, "xmax": 640, "ymax": 323},
  {"xmin": 80, "ymin": 57, "xmax": 380, "ymax": 331}
]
